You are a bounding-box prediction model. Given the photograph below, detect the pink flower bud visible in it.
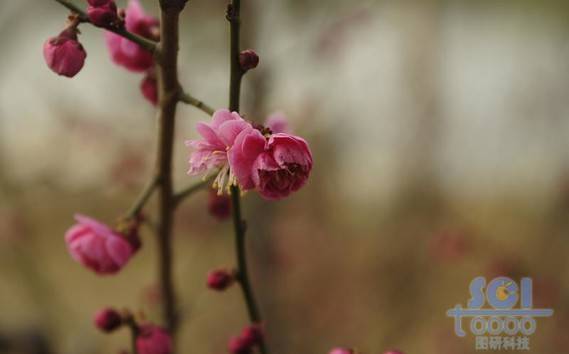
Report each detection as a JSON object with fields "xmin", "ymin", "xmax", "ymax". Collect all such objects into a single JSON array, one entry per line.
[
  {"xmin": 88, "ymin": 0, "xmax": 112, "ymax": 6},
  {"xmin": 239, "ymin": 49, "xmax": 259, "ymax": 71},
  {"xmin": 206, "ymin": 269, "xmax": 234, "ymax": 291},
  {"xmin": 136, "ymin": 325, "xmax": 172, "ymax": 354},
  {"xmin": 228, "ymin": 336, "xmax": 252, "ymax": 354},
  {"xmin": 228, "ymin": 129, "xmax": 313, "ymax": 200},
  {"xmin": 208, "ymin": 189, "xmax": 231, "ymax": 220},
  {"xmin": 93, "ymin": 308, "xmax": 122, "ymax": 332},
  {"xmin": 329, "ymin": 349, "xmax": 354, "ymax": 354},
  {"xmin": 64, "ymin": 214, "xmax": 139, "ymax": 275},
  {"xmin": 240, "ymin": 324, "xmax": 264, "ymax": 347},
  {"xmin": 43, "ymin": 28, "xmax": 86, "ymax": 78},
  {"xmin": 87, "ymin": 1, "xmax": 119, "ymax": 28},
  {"xmin": 140, "ymin": 73, "xmax": 158, "ymax": 105}
]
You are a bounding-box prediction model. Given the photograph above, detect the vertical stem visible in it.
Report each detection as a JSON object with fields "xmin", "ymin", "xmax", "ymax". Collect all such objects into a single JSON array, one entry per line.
[
  {"xmin": 156, "ymin": 0, "xmax": 185, "ymax": 339},
  {"xmin": 227, "ymin": 1, "xmax": 269, "ymax": 353}
]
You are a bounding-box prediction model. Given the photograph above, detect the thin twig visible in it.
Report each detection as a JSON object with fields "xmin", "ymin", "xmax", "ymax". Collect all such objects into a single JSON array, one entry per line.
[
  {"xmin": 178, "ymin": 92, "xmax": 215, "ymax": 116},
  {"xmin": 172, "ymin": 176, "xmax": 215, "ymax": 206},
  {"xmin": 54, "ymin": 0, "xmax": 158, "ymax": 54},
  {"xmin": 125, "ymin": 175, "xmax": 159, "ymax": 218},
  {"xmin": 227, "ymin": 1, "xmax": 269, "ymax": 353}
]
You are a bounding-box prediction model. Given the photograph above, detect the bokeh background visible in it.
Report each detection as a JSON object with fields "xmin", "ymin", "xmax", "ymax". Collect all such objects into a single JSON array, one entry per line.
[{"xmin": 1, "ymin": 0, "xmax": 569, "ymax": 353}]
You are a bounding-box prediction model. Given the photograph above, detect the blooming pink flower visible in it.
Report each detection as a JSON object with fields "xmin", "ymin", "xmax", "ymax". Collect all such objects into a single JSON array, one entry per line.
[
  {"xmin": 185, "ymin": 109, "xmax": 251, "ymax": 184},
  {"xmin": 206, "ymin": 268, "xmax": 235, "ymax": 291},
  {"xmin": 105, "ymin": 0, "xmax": 158, "ymax": 72},
  {"xmin": 136, "ymin": 325, "xmax": 172, "ymax": 354},
  {"xmin": 65, "ymin": 214, "xmax": 138, "ymax": 274},
  {"xmin": 228, "ymin": 129, "xmax": 312, "ymax": 200},
  {"xmin": 93, "ymin": 307, "xmax": 123, "ymax": 332},
  {"xmin": 329, "ymin": 348, "xmax": 354, "ymax": 354},
  {"xmin": 43, "ymin": 28, "xmax": 87, "ymax": 77},
  {"xmin": 87, "ymin": 1, "xmax": 119, "ymax": 28},
  {"xmin": 140, "ymin": 73, "xmax": 158, "ymax": 105}
]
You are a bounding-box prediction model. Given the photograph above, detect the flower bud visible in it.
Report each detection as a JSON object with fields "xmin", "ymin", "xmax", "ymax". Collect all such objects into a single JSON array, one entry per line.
[
  {"xmin": 136, "ymin": 325, "xmax": 172, "ymax": 354},
  {"xmin": 239, "ymin": 49, "xmax": 259, "ymax": 71},
  {"xmin": 94, "ymin": 308, "xmax": 122, "ymax": 333},
  {"xmin": 240, "ymin": 324, "xmax": 264, "ymax": 347},
  {"xmin": 87, "ymin": 1, "xmax": 119, "ymax": 28},
  {"xmin": 43, "ymin": 28, "xmax": 86, "ymax": 78},
  {"xmin": 140, "ymin": 73, "xmax": 158, "ymax": 106},
  {"xmin": 206, "ymin": 269, "xmax": 235, "ymax": 291},
  {"xmin": 88, "ymin": 0, "xmax": 112, "ymax": 6},
  {"xmin": 228, "ymin": 336, "xmax": 252, "ymax": 354},
  {"xmin": 208, "ymin": 189, "xmax": 231, "ymax": 220}
]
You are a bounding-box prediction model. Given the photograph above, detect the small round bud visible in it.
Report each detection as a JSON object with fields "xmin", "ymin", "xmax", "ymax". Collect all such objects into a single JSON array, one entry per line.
[
  {"xmin": 43, "ymin": 28, "xmax": 86, "ymax": 78},
  {"xmin": 240, "ymin": 324, "xmax": 264, "ymax": 347},
  {"xmin": 228, "ymin": 336, "xmax": 252, "ymax": 354},
  {"xmin": 94, "ymin": 308, "xmax": 122, "ymax": 333},
  {"xmin": 206, "ymin": 269, "xmax": 234, "ymax": 291},
  {"xmin": 87, "ymin": 2, "xmax": 119, "ymax": 28},
  {"xmin": 140, "ymin": 74, "xmax": 158, "ymax": 106},
  {"xmin": 208, "ymin": 189, "xmax": 231, "ymax": 220},
  {"xmin": 239, "ymin": 49, "xmax": 259, "ymax": 71}
]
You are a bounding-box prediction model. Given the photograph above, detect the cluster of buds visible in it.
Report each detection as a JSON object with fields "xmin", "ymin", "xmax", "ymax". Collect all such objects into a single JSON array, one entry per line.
[
  {"xmin": 93, "ymin": 308, "xmax": 172, "ymax": 354},
  {"xmin": 228, "ymin": 324, "xmax": 264, "ymax": 354}
]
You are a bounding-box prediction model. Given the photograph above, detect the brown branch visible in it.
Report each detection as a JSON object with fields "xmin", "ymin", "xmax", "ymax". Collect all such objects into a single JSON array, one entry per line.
[
  {"xmin": 155, "ymin": 0, "xmax": 186, "ymax": 341},
  {"xmin": 178, "ymin": 91, "xmax": 215, "ymax": 116},
  {"xmin": 227, "ymin": 1, "xmax": 269, "ymax": 354}
]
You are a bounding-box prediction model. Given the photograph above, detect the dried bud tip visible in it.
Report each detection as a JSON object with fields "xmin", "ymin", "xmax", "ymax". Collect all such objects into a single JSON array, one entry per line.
[{"xmin": 239, "ymin": 49, "xmax": 259, "ymax": 71}]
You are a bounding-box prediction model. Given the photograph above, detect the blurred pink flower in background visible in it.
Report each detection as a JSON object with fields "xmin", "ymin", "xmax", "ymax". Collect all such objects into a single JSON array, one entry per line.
[
  {"xmin": 43, "ymin": 27, "xmax": 86, "ymax": 77},
  {"xmin": 136, "ymin": 325, "xmax": 172, "ymax": 354},
  {"xmin": 140, "ymin": 73, "xmax": 158, "ymax": 105},
  {"xmin": 105, "ymin": 0, "xmax": 158, "ymax": 72},
  {"xmin": 428, "ymin": 229, "xmax": 469, "ymax": 263},
  {"xmin": 328, "ymin": 348, "xmax": 353, "ymax": 354},
  {"xmin": 207, "ymin": 189, "xmax": 231, "ymax": 220},
  {"xmin": 265, "ymin": 112, "xmax": 289, "ymax": 134},
  {"xmin": 65, "ymin": 214, "xmax": 139, "ymax": 274}
]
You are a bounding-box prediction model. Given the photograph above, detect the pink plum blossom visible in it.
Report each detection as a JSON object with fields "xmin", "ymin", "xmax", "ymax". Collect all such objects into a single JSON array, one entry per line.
[
  {"xmin": 43, "ymin": 27, "xmax": 86, "ymax": 77},
  {"xmin": 105, "ymin": 0, "xmax": 158, "ymax": 72},
  {"xmin": 228, "ymin": 129, "xmax": 312, "ymax": 200},
  {"xmin": 140, "ymin": 72, "xmax": 158, "ymax": 105},
  {"xmin": 87, "ymin": 1, "xmax": 119, "ymax": 28},
  {"xmin": 65, "ymin": 214, "xmax": 138, "ymax": 274},
  {"xmin": 185, "ymin": 109, "xmax": 251, "ymax": 187},
  {"xmin": 136, "ymin": 325, "xmax": 172, "ymax": 354}
]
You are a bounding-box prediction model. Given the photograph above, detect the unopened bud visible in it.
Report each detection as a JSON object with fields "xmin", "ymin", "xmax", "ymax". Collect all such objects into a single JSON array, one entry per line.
[
  {"xmin": 94, "ymin": 308, "xmax": 123, "ymax": 333},
  {"xmin": 206, "ymin": 269, "xmax": 235, "ymax": 291},
  {"xmin": 239, "ymin": 49, "xmax": 259, "ymax": 71}
]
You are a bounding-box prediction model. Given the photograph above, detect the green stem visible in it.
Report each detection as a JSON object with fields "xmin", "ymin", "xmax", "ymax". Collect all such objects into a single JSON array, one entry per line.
[
  {"xmin": 54, "ymin": 0, "xmax": 158, "ymax": 54},
  {"xmin": 227, "ymin": 1, "xmax": 269, "ymax": 353},
  {"xmin": 179, "ymin": 92, "xmax": 215, "ymax": 116}
]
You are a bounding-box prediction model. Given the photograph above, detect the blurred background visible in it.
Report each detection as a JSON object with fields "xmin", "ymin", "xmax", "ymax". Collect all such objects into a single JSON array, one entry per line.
[{"xmin": 1, "ymin": 0, "xmax": 569, "ymax": 353}]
